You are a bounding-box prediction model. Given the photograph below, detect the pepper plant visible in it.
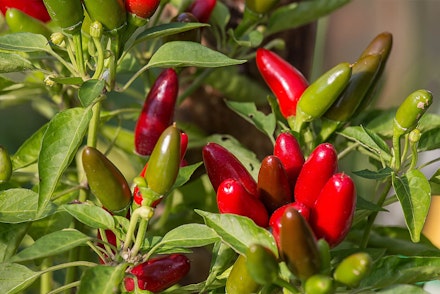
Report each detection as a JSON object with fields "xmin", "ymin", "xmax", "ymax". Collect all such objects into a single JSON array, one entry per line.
[{"xmin": 0, "ymin": 0, "xmax": 440, "ymax": 293}]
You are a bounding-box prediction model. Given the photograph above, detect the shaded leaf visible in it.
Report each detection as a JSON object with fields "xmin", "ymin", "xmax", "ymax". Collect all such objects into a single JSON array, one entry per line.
[
  {"xmin": 0, "ymin": 33, "xmax": 50, "ymax": 52},
  {"xmin": 11, "ymin": 123, "xmax": 48, "ymax": 170},
  {"xmin": 0, "ymin": 52, "xmax": 35, "ymax": 73},
  {"xmin": 0, "ymin": 222, "xmax": 29, "ymax": 262},
  {"xmin": 0, "ymin": 263, "xmax": 40, "ymax": 294},
  {"xmin": 77, "ymin": 264, "xmax": 125, "ymax": 294},
  {"xmin": 78, "ymin": 79, "xmax": 105, "ymax": 107},
  {"xmin": 62, "ymin": 203, "xmax": 114, "ymax": 229},
  {"xmin": 353, "ymin": 167, "xmax": 393, "ymax": 180}
]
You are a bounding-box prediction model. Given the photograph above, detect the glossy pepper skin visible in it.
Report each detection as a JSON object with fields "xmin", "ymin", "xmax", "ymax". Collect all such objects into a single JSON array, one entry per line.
[
  {"xmin": 125, "ymin": 0, "xmax": 160, "ymax": 19},
  {"xmin": 245, "ymin": 244, "xmax": 279, "ymax": 285},
  {"xmin": 217, "ymin": 178, "xmax": 269, "ymax": 227},
  {"xmin": 273, "ymin": 132, "xmax": 304, "ymax": 191},
  {"xmin": 304, "ymin": 274, "xmax": 335, "ymax": 294},
  {"xmin": 310, "ymin": 173, "xmax": 356, "ymax": 247},
  {"xmin": 0, "ymin": 145, "xmax": 12, "ymax": 183},
  {"xmin": 257, "ymin": 155, "xmax": 292, "ymax": 214},
  {"xmin": 4, "ymin": 8, "xmax": 52, "ymax": 38},
  {"xmin": 280, "ymin": 207, "xmax": 321, "ymax": 281},
  {"xmin": 43, "ymin": 0, "xmax": 84, "ymax": 33},
  {"xmin": 83, "ymin": 0, "xmax": 126, "ymax": 31},
  {"xmin": 82, "ymin": 147, "xmax": 132, "ymax": 213},
  {"xmin": 202, "ymin": 142, "xmax": 258, "ymax": 197},
  {"xmin": 134, "ymin": 68, "xmax": 179, "ymax": 156},
  {"xmin": 269, "ymin": 202, "xmax": 310, "ymax": 250},
  {"xmin": 246, "ymin": 0, "xmax": 279, "ymax": 14},
  {"xmin": 186, "ymin": 0, "xmax": 216, "ymax": 23},
  {"xmin": 226, "ymin": 254, "xmax": 262, "ymax": 294},
  {"xmin": 145, "ymin": 124, "xmax": 181, "ymax": 196},
  {"xmin": 294, "ymin": 143, "xmax": 338, "ymax": 208},
  {"xmin": 333, "ymin": 252, "xmax": 372, "ymax": 288},
  {"xmin": 0, "ymin": 0, "xmax": 50, "ymax": 22},
  {"xmin": 124, "ymin": 254, "xmax": 190, "ymax": 292},
  {"xmin": 256, "ymin": 48, "xmax": 309, "ymax": 118},
  {"xmin": 393, "ymin": 89, "xmax": 433, "ymax": 136},
  {"xmin": 295, "ymin": 63, "xmax": 352, "ymax": 131}
]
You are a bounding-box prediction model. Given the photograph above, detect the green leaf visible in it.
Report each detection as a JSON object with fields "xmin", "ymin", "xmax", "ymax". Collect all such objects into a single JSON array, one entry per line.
[
  {"xmin": 392, "ymin": 170, "xmax": 431, "ymax": 242},
  {"xmin": 156, "ymin": 224, "xmax": 219, "ymax": 251},
  {"xmin": 0, "ymin": 263, "xmax": 40, "ymax": 294},
  {"xmin": 38, "ymin": 107, "xmax": 92, "ymax": 215},
  {"xmin": 77, "ymin": 264, "xmax": 126, "ymax": 294},
  {"xmin": 360, "ymin": 255, "xmax": 440, "ymax": 288},
  {"xmin": 10, "ymin": 229, "xmax": 91, "ymax": 263},
  {"xmin": 147, "ymin": 41, "xmax": 246, "ymax": 68},
  {"xmin": 196, "ymin": 210, "xmax": 277, "ymax": 257},
  {"xmin": 225, "ymin": 101, "xmax": 276, "ymax": 141},
  {"xmin": 0, "ymin": 223, "xmax": 29, "ymax": 262},
  {"xmin": 0, "ymin": 33, "xmax": 50, "ymax": 52},
  {"xmin": 0, "ymin": 52, "xmax": 35, "ymax": 73},
  {"xmin": 356, "ymin": 196, "xmax": 387, "ymax": 212},
  {"xmin": 419, "ymin": 127, "xmax": 440, "ymax": 151},
  {"xmin": 173, "ymin": 162, "xmax": 203, "ymax": 189},
  {"xmin": 430, "ymin": 169, "xmax": 440, "ymax": 195},
  {"xmin": 62, "ymin": 203, "xmax": 115, "ymax": 229},
  {"xmin": 135, "ymin": 22, "xmax": 209, "ymax": 44},
  {"xmin": 0, "ymin": 188, "xmax": 56, "ymax": 223},
  {"xmin": 353, "ymin": 167, "xmax": 393, "ymax": 179},
  {"xmin": 267, "ymin": 0, "xmax": 350, "ymax": 35},
  {"xmin": 376, "ymin": 284, "xmax": 428, "ymax": 294},
  {"xmin": 11, "ymin": 123, "xmax": 48, "ymax": 170},
  {"xmin": 78, "ymin": 79, "xmax": 105, "ymax": 107}
]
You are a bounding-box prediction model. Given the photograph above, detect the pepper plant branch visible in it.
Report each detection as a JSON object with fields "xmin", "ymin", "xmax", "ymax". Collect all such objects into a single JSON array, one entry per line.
[{"xmin": 47, "ymin": 281, "xmax": 81, "ymax": 294}]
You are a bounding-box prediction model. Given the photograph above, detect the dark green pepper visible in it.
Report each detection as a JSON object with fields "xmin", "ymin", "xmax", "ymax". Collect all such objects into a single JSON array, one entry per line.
[
  {"xmin": 294, "ymin": 62, "xmax": 352, "ymax": 132},
  {"xmin": 4, "ymin": 8, "xmax": 52, "ymax": 38},
  {"xmin": 0, "ymin": 145, "xmax": 12, "ymax": 183},
  {"xmin": 304, "ymin": 274, "xmax": 335, "ymax": 294},
  {"xmin": 145, "ymin": 124, "xmax": 181, "ymax": 196},
  {"xmin": 82, "ymin": 146, "xmax": 131, "ymax": 214},
  {"xmin": 280, "ymin": 207, "xmax": 321, "ymax": 281},
  {"xmin": 226, "ymin": 254, "xmax": 262, "ymax": 294},
  {"xmin": 43, "ymin": 0, "xmax": 84, "ymax": 34},
  {"xmin": 333, "ymin": 252, "xmax": 372, "ymax": 288},
  {"xmin": 245, "ymin": 244, "xmax": 279, "ymax": 285},
  {"xmin": 83, "ymin": 0, "xmax": 126, "ymax": 32}
]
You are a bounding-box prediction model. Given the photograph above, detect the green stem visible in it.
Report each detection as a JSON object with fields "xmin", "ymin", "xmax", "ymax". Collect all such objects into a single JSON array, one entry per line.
[
  {"xmin": 47, "ymin": 281, "xmax": 81, "ymax": 294},
  {"xmin": 177, "ymin": 68, "xmax": 214, "ymax": 105},
  {"xmin": 40, "ymin": 258, "xmax": 53, "ymax": 294},
  {"xmin": 87, "ymin": 100, "xmax": 102, "ymax": 147},
  {"xmin": 408, "ymin": 140, "xmax": 418, "ymax": 171},
  {"xmin": 40, "ymin": 261, "xmax": 97, "ymax": 275},
  {"xmin": 338, "ymin": 142, "xmax": 361, "ymax": 161},
  {"xmin": 131, "ymin": 206, "xmax": 154, "ymax": 257},
  {"xmin": 123, "ymin": 208, "xmax": 141, "ymax": 251},
  {"xmin": 392, "ymin": 133, "xmax": 402, "ymax": 170},
  {"xmin": 73, "ymin": 32, "xmax": 86, "ymax": 77},
  {"xmin": 274, "ymin": 277, "xmax": 299, "ymax": 293},
  {"xmin": 47, "ymin": 49, "xmax": 79, "ymax": 77},
  {"xmin": 91, "ymin": 36, "xmax": 105, "ymax": 80},
  {"xmin": 63, "ymin": 249, "xmax": 78, "ymax": 294},
  {"xmin": 360, "ymin": 180, "xmax": 393, "ymax": 248}
]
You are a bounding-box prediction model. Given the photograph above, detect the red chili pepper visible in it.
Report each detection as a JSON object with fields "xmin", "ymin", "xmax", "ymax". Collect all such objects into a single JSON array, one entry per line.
[
  {"xmin": 124, "ymin": 254, "xmax": 190, "ymax": 292},
  {"xmin": 257, "ymin": 155, "xmax": 292, "ymax": 214},
  {"xmin": 310, "ymin": 173, "xmax": 356, "ymax": 247},
  {"xmin": 217, "ymin": 178, "xmax": 268, "ymax": 227},
  {"xmin": 256, "ymin": 48, "xmax": 309, "ymax": 118},
  {"xmin": 269, "ymin": 201, "xmax": 310, "ymax": 249},
  {"xmin": 0, "ymin": 0, "xmax": 50, "ymax": 22},
  {"xmin": 134, "ymin": 68, "xmax": 179, "ymax": 156},
  {"xmin": 186, "ymin": 0, "xmax": 216, "ymax": 23},
  {"xmin": 202, "ymin": 142, "xmax": 258, "ymax": 197},
  {"xmin": 273, "ymin": 132, "xmax": 305, "ymax": 192},
  {"xmin": 294, "ymin": 143, "xmax": 338, "ymax": 208},
  {"xmin": 125, "ymin": 0, "xmax": 160, "ymax": 19}
]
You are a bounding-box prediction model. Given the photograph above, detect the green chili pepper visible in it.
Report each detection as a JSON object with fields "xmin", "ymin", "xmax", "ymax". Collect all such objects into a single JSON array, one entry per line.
[
  {"xmin": 82, "ymin": 146, "xmax": 132, "ymax": 214},
  {"xmin": 294, "ymin": 62, "xmax": 352, "ymax": 132},
  {"xmin": 145, "ymin": 124, "xmax": 181, "ymax": 195},
  {"xmin": 304, "ymin": 274, "xmax": 335, "ymax": 294},
  {"xmin": 246, "ymin": 0, "xmax": 280, "ymax": 14},
  {"xmin": 4, "ymin": 8, "xmax": 52, "ymax": 38},
  {"xmin": 280, "ymin": 207, "xmax": 321, "ymax": 281},
  {"xmin": 245, "ymin": 244, "xmax": 279, "ymax": 285},
  {"xmin": 333, "ymin": 252, "xmax": 372, "ymax": 288},
  {"xmin": 0, "ymin": 145, "xmax": 12, "ymax": 183},
  {"xmin": 83, "ymin": 0, "xmax": 126, "ymax": 32},
  {"xmin": 43, "ymin": 0, "xmax": 84, "ymax": 34},
  {"xmin": 317, "ymin": 239, "xmax": 331, "ymax": 275},
  {"xmin": 226, "ymin": 254, "xmax": 262, "ymax": 294}
]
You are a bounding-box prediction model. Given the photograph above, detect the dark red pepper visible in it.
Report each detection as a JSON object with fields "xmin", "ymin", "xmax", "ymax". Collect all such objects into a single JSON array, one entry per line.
[
  {"xmin": 186, "ymin": 0, "xmax": 216, "ymax": 23},
  {"xmin": 256, "ymin": 48, "xmax": 309, "ymax": 118},
  {"xmin": 125, "ymin": 0, "xmax": 160, "ymax": 19},
  {"xmin": 134, "ymin": 68, "xmax": 179, "ymax": 156},
  {"xmin": 310, "ymin": 173, "xmax": 356, "ymax": 247},
  {"xmin": 273, "ymin": 132, "xmax": 304, "ymax": 192},
  {"xmin": 202, "ymin": 142, "xmax": 258, "ymax": 197},
  {"xmin": 294, "ymin": 143, "xmax": 338, "ymax": 208},
  {"xmin": 0, "ymin": 0, "xmax": 50, "ymax": 22},
  {"xmin": 257, "ymin": 155, "xmax": 292, "ymax": 214},
  {"xmin": 217, "ymin": 178, "xmax": 268, "ymax": 227},
  {"xmin": 124, "ymin": 254, "xmax": 190, "ymax": 292}
]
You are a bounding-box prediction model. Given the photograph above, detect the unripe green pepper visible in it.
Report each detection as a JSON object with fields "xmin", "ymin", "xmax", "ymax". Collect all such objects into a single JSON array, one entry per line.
[
  {"xmin": 4, "ymin": 8, "xmax": 52, "ymax": 38},
  {"xmin": 245, "ymin": 244, "xmax": 279, "ymax": 285},
  {"xmin": 304, "ymin": 274, "xmax": 335, "ymax": 294},
  {"xmin": 83, "ymin": 0, "xmax": 126, "ymax": 32},
  {"xmin": 280, "ymin": 207, "xmax": 321, "ymax": 281},
  {"xmin": 294, "ymin": 63, "xmax": 352, "ymax": 132},
  {"xmin": 0, "ymin": 145, "xmax": 12, "ymax": 183},
  {"xmin": 226, "ymin": 254, "xmax": 262, "ymax": 294},
  {"xmin": 333, "ymin": 252, "xmax": 372, "ymax": 288},
  {"xmin": 43, "ymin": 0, "xmax": 84, "ymax": 34},
  {"xmin": 82, "ymin": 146, "xmax": 132, "ymax": 214},
  {"xmin": 393, "ymin": 89, "xmax": 433, "ymax": 136},
  {"xmin": 145, "ymin": 124, "xmax": 181, "ymax": 195},
  {"xmin": 246, "ymin": 0, "xmax": 279, "ymax": 14}
]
